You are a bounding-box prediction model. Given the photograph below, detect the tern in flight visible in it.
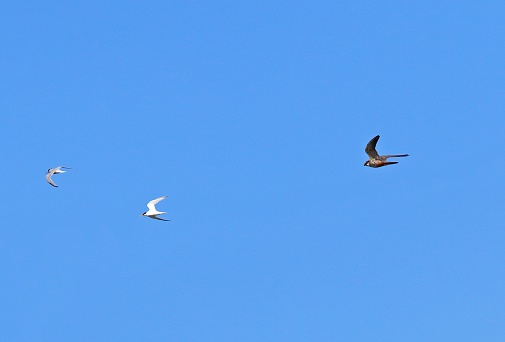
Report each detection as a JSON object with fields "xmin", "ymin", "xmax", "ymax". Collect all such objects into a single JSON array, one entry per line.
[
  {"xmin": 46, "ymin": 166, "xmax": 72, "ymax": 187},
  {"xmin": 364, "ymin": 135, "xmax": 409, "ymax": 168},
  {"xmin": 141, "ymin": 196, "xmax": 170, "ymax": 221}
]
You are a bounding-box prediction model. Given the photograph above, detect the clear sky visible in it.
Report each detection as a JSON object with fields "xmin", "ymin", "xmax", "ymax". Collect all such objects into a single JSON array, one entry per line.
[{"xmin": 1, "ymin": 1, "xmax": 505, "ymax": 341}]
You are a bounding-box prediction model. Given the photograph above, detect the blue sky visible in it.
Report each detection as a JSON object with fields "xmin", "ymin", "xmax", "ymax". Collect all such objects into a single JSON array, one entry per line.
[{"xmin": 2, "ymin": 1, "xmax": 505, "ymax": 340}]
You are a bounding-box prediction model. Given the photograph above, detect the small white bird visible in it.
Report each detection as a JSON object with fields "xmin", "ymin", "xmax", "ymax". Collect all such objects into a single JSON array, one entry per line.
[
  {"xmin": 46, "ymin": 166, "xmax": 72, "ymax": 187},
  {"xmin": 141, "ymin": 196, "xmax": 170, "ymax": 221}
]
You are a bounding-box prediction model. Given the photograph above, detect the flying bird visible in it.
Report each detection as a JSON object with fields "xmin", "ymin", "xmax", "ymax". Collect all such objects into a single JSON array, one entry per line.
[
  {"xmin": 141, "ymin": 196, "xmax": 170, "ymax": 221},
  {"xmin": 364, "ymin": 135, "xmax": 409, "ymax": 168},
  {"xmin": 46, "ymin": 166, "xmax": 72, "ymax": 187}
]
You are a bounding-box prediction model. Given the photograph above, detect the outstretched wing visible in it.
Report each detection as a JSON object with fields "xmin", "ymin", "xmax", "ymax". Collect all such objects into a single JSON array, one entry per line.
[
  {"xmin": 147, "ymin": 196, "xmax": 168, "ymax": 211},
  {"xmin": 365, "ymin": 135, "xmax": 380, "ymax": 158},
  {"xmin": 46, "ymin": 172, "xmax": 58, "ymax": 187},
  {"xmin": 151, "ymin": 216, "xmax": 170, "ymax": 221}
]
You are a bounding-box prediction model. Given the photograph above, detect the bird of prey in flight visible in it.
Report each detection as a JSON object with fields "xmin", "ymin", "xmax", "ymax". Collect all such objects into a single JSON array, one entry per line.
[{"xmin": 364, "ymin": 135, "xmax": 408, "ymax": 168}]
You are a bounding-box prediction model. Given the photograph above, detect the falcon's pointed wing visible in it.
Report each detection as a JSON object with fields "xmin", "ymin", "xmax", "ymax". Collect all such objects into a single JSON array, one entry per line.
[{"xmin": 365, "ymin": 135, "xmax": 380, "ymax": 158}]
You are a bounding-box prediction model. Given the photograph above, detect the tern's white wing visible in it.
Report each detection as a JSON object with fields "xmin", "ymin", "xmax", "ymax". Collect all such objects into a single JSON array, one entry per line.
[
  {"xmin": 46, "ymin": 172, "xmax": 58, "ymax": 187},
  {"xmin": 151, "ymin": 215, "xmax": 170, "ymax": 221},
  {"xmin": 147, "ymin": 196, "xmax": 167, "ymax": 211}
]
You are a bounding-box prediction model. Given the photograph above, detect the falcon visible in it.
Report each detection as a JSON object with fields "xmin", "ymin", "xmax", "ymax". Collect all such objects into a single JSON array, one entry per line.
[{"xmin": 364, "ymin": 135, "xmax": 408, "ymax": 168}]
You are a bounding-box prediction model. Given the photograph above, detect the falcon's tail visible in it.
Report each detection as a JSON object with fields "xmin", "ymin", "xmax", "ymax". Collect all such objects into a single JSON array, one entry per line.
[{"xmin": 385, "ymin": 154, "xmax": 409, "ymax": 158}]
